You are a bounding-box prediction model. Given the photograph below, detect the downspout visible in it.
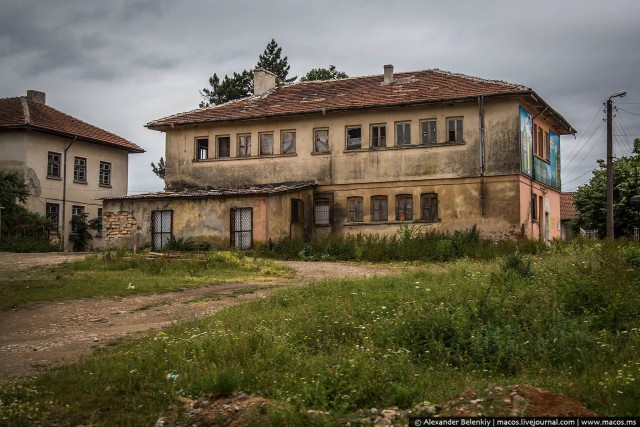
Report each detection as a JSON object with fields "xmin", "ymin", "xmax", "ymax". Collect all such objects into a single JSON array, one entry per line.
[
  {"xmin": 60, "ymin": 138, "xmax": 76, "ymax": 251},
  {"xmin": 529, "ymin": 106, "xmax": 548, "ymax": 239},
  {"xmin": 478, "ymin": 96, "xmax": 486, "ymax": 216}
]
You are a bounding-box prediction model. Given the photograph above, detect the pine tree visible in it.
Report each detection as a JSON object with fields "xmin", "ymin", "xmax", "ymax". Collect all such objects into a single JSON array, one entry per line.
[
  {"xmin": 256, "ymin": 38, "xmax": 296, "ymax": 85},
  {"xmin": 300, "ymin": 65, "xmax": 348, "ymax": 82}
]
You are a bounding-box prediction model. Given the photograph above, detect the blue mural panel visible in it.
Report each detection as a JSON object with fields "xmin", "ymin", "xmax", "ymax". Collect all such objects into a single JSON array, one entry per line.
[{"xmin": 520, "ymin": 107, "xmax": 533, "ymax": 176}]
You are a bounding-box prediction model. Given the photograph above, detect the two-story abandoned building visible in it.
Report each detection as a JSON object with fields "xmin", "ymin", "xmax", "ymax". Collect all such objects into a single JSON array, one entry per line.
[
  {"xmin": 0, "ymin": 90, "xmax": 144, "ymax": 250},
  {"xmin": 103, "ymin": 66, "xmax": 574, "ymax": 250}
]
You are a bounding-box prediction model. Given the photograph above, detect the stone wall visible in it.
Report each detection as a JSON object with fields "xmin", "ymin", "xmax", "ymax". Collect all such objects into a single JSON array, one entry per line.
[{"xmin": 103, "ymin": 210, "xmax": 141, "ymax": 249}]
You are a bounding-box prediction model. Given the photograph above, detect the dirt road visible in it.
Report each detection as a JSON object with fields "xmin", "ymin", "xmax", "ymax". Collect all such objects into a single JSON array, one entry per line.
[{"xmin": 0, "ymin": 253, "xmax": 390, "ymax": 381}]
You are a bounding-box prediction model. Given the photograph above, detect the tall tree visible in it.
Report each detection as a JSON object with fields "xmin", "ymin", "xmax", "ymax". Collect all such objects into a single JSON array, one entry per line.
[
  {"xmin": 151, "ymin": 157, "xmax": 166, "ymax": 180},
  {"xmin": 300, "ymin": 65, "xmax": 348, "ymax": 82},
  {"xmin": 255, "ymin": 38, "xmax": 296, "ymax": 85},
  {"xmin": 572, "ymin": 138, "xmax": 640, "ymax": 237},
  {"xmin": 199, "ymin": 70, "xmax": 254, "ymax": 108}
]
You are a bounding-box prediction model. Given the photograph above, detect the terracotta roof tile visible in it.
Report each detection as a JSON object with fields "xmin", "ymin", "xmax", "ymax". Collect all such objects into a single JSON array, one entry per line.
[
  {"xmin": 147, "ymin": 69, "xmax": 534, "ymax": 129},
  {"xmin": 0, "ymin": 96, "xmax": 144, "ymax": 153},
  {"xmin": 560, "ymin": 192, "xmax": 579, "ymax": 220}
]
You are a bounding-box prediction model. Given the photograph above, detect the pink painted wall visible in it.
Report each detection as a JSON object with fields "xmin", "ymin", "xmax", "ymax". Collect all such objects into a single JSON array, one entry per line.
[{"xmin": 519, "ymin": 176, "xmax": 561, "ymax": 241}]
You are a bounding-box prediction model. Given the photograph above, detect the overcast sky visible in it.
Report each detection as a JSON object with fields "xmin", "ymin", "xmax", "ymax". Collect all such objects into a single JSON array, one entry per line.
[{"xmin": 1, "ymin": 0, "xmax": 639, "ymax": 194}]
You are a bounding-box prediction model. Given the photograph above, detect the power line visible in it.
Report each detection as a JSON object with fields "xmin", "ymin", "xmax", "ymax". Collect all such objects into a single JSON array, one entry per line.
[
  {"xmin": 563, "ymin": 125, "xmax": 606, "ymax": 177},
  {"xmin": 563, "ymin": 103, "xmax": 604, "ymax": 160}
]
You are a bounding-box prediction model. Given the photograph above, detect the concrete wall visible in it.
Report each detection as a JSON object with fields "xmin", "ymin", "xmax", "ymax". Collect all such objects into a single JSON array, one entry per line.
[
  {"xmin": 103, "ymin": 189, "xmax": 314, "ymax": 249},
  {"xmin": 0, "ymin": 129, "xmax": 130, "ymax": 250}
]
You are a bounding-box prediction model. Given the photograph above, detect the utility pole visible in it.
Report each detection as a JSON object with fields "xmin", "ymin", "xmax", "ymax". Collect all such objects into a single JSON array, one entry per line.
[{"xmin": 607, "ymin": 91, "xmax": 627, "ymax": 239}]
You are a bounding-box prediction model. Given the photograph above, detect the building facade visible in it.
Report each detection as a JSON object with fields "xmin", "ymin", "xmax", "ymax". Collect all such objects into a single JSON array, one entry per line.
[
  {"xmin": 104, "ymin": 66, "xmax": 574, "ymax": 249},
  {"xmin": 0, "ymin": 90, "xmax": 144, "ymax": 250}
]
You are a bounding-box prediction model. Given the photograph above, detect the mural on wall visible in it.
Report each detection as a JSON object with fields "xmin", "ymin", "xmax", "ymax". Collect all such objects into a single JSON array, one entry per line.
[
  {"xmin": 520, "ymin": 107, "xmax": 533, "ymax": 176},
  {"xmin": 551, "ymin": 131, "xmax": 561, "ymax": 188}
]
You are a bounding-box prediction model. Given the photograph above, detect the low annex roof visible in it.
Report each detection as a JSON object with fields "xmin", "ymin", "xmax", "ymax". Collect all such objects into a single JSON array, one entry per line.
[
  {"xmin": 0, "ymin": 93, "xmax": 144, "ymax": 153},
  {"xmin": 147, "ymin": 68, "xmax": 575, "ymax": 135},
  {"xmin": 103, "ymin": 181, "xmax": 316, "ymax": 201},
  {"xmin": 560, "ymin": 192, "xmax": 580, "ymax": 220}
]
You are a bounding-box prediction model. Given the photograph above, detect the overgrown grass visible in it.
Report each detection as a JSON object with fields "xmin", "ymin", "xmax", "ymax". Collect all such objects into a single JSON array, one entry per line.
[
  {"xmin": 256, "ymin": 225, "xmax": 545, "ymax": 262},
  {"xmin": 1, "ymin": 240, "xmax": 639, "ymax": 425},
  {"xmin": 0, "ymin": 250, "xmax": 292, "ymax": 309}
]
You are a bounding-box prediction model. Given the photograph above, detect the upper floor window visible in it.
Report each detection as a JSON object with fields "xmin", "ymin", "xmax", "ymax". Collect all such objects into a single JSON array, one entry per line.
[
  {"xmin": 447, "ymin": 118, "xmax": 464, "ymax": 142},
  {"xmin": 47, "ymin": 152, "xmax": 61, "ymax": 178},
  {"xmin": 281, "ymin": 130, "xmax": 296, "ymax": 154},
  {"xmin": 260, "ymin": 133, "xmax": 274, "ymax": 155},
  {"xmin": 237, "ymin": 134, "xmax": 251, "ymax": 157},
  {"xmin": 420, "ymin": 193, "xmax": 438, "ymax": 222},
  {"xmin": 314, "ymin": 129, "xmax": 329, "ymax": 153},
  {"xmin": 371, "ymin": 124, "xmax": 387, "ymax": 148},
  {"xmin": 196, "ymin": 138, "xmax": 208, "ymax": 160},
  {"xmin": 396, "ymin": 194, "xmax": 413, "ymax": 221},
  {"xmin": 421, "ymin": 120, "xmax": 437, "ymax": 144},
  {"xmin": 543, "ymin": 130, "xmax": 550, "ymax": 161},
  {"xmin": 217, "ymin": 136, "xmax": 230, "ymax": 158},
  {"xmin": 73, "ymin": 157, "xmax": 87, "ymax": 183},
  {"xmin": 371, "ymin": 196, "xmax": 388, "ymax": 222},
  {"xmin": 46, "ymin": 202, "xmax": 60, "ymax": 230},
  {"xmin": 99, "ymin": 161, "xmax": 111, "ymax": 186},
  {"xmin": 346, "ymin": 126, "xmax": 362, "ymax": 150},
  {"xmin": 347, "ymin": 197, "xmax": 364, "ymax": 222},
  {"xmin": 396, "ymin": 122, "xmax": 411, "ymax": 146}
]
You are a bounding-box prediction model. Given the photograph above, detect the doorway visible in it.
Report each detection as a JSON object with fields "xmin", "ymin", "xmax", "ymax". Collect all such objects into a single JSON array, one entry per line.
[{"xmin": 230, "ymin": 207, "xmax": 253, "ymax": 249}]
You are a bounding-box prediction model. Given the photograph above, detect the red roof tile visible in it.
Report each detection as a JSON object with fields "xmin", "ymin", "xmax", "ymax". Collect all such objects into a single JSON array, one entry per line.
[
  {"xmin": 561, "ymin": 192, "xmax": 579, "ymax": 220},
  {"xmin": 146, "ymin": 68, "xmax": 574, "ymax": 134},
  {"xmin": 0, "ymin": 95, "xmax": 144, "ymax": 153}
]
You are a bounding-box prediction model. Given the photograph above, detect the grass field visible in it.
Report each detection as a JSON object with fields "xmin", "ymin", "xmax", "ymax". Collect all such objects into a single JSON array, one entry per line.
[
  {"xmin": 0, "ymin": 250, "xmax": 292, "ymax": 309},
  {"xmin": 1, "ymin": 240, "xmax": 639, "ymax": 425}
]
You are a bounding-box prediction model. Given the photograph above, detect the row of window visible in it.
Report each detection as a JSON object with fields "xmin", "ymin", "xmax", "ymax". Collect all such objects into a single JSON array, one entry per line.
[
  {"xmin": 47, "ymin": 152, "xmax": 112, "ymax": 186},
  {"xmin": 313, "ymin": 193, "xmax": 439, "ymax": 225},
  {"xmin": 195, "ymin": 118, "xmax": 464, "ymax": 160},
  {"xmin": 45, "ymin": 203, "xmax": 103, "ymax": 235}
]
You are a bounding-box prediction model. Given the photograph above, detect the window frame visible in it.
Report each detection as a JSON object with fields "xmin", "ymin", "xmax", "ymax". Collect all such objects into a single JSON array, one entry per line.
[
  {"xmin": 99, "ymin": 161, "xmax": 112, "ymax": 187},
  {"xmin": 371, "ymin": 196, "xmax": 388, "ymax": 222},
  {"xmin": 47, "ymin": 151, "xmax": 61, "ymax": 179},
  {"xmin": 347, "ymin": 196, "xmax": 364, "ymax": 223},
  {"xmin": 46, "ymin": 202, "xmax": 60, "ymax": 230},
  {"xmin": 281, "ymin": 130, "xmax": 296, "ymax": 155},
  {"xmin": 420, "ymin": 119, "xmax": 437, "ymax": 144},
  {"xmin": 259, "ymin": 132, "xmax": 274, "ymax": 156},
  {"xmin": 237, "ymin": 134, "xmax": 252, "ymax": 157},
  {"xmin": 447, "ymin": 117, "xmax": 464, "ymax": 143},
  {"xmin": 217, "ymin": 135, "xmax": 231, "ymax": 158},
  {"xmin": 195, "ymin": 137, "xmax": 209, "ymax": 160},
  {"xmin": 291, "ymin": 198, "xmax": 304, "ymax": 224},
  {"xmin": 71, "ymin": 205, "xmax": 85, "ymax": 233},
  {"xmin": 420, "ymin": 193, "xmax": 439, "ymax": 223},
  {"xmin": 345, "ymin": 126, "xmax": 362, "ymax": 151},
  {"xmin": 395, "ymin": 194, "xmax": 413, "ymax": 221},
  {"xmin": 370, "ymin": 124, "xmax": 387, "ymax": 149},
  {"xmin": 73, "ymin": 156, "xmax": 87, "ymax": 183},
  {"xmin": 96, "ymin": 207, "xmax": 103, "ymax": 236},
  {"xmin": 395, "ymin": 121, "xmax": 412, "ymax": 146},
  {"xmin": 313, "ymin": 128, "xmax": 330, "ymax": 153}
]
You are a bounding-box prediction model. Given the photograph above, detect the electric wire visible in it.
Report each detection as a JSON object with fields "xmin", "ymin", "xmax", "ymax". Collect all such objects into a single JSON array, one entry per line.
[
  {"xmin": 563, "ymin": 119, "xmax": 606, "ymax": 172},
  {"xmin": 562, "ymin": 103, "xmax": 604, "ymax": 160},
  {"xmin": 563, "ymin": 125, "xmax": 606, "ymax": 178}
]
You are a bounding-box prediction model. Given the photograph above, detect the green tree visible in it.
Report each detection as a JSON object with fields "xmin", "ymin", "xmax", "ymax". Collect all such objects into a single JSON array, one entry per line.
[
  {"xmin": 300, "ymin": 65, "xmax": 349, "ymax": 82},
  {"xmin": 151, "ymin": 157, "xmax": 166, "ymax": 180},
  {"xmin": 256, "ymin": 38, "xmax": 296, "ymax": 84},
  {"xmin": 572, "ymin": 138, "xmax": 640, "ymax": 237},
  {"xmin": 199, "ymin": 39, "xmax": 295, "ymax": 107},
  {"xmin": 0, "ymin": 169, "xmax": 30, "ymax": 213}
]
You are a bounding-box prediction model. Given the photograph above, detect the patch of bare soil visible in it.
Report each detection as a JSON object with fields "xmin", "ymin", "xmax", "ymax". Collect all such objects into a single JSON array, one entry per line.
[
  {"xmin": 159, "ymin": 384, "xmax": 597, "ymax": 426},
  {"xmin": 0, "ymin": 253, "xmax": 389, "ymax": 381}
]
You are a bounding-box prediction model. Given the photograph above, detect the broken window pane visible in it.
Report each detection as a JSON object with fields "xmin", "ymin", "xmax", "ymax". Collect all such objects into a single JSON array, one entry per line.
[
  {"xmin": 238, "ymin": 135, "xmax": 251, "ymax": 157},
  {"xmin": 281, "ymin": 131, "xmax": 296, "ymax": 154},
  {"xmin": 421, "ymin": 120, "xmax": 437, "ymax": 144},
  {"xmin": 217, "ymin": 136, "xmax": 230, "ymax": 158},
  {"xmin": 396, "ymin": 195, "xmax": 413, "ymax": 221},
  {"xmin": 260, "ymin": 133, "xmax": 274, "ymax": 155},
  {"xmin": 396, "ymin": 122, "xmax": 411, "ymax": 146},
  {"xmin": 314, "ymin": 129, "xmax": 329, "ymax": 153},
  {"xmin": 371, "ymin": 125, "xmax": 386, "ymax": 148},
  {"xmin": 196, "ymin": 138, "xmax": 208, "ymax": 160},
  {"xmin": 346, "ymin": 127, "xmax": 362, "ymax": 150},
  {"xmin": 448, "ymin": 118, "xmax": 463, "ymax": 142}
]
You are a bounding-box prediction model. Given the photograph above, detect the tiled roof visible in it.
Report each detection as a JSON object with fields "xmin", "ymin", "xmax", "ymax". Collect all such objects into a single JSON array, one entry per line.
[
  {"xmin": 146, "ymin": 68, "xmax": 574, "ymax": 134},
  {"xmin": 0, "ymin": 96, "xmax": 144, "ymax": 153},
  {"xmin": 103, "ymin": 181, "xmax": 315, "ymax": 201},
  {"xmin": 560, "ymin": 192, "xmax": 579, "ymax": 220}
]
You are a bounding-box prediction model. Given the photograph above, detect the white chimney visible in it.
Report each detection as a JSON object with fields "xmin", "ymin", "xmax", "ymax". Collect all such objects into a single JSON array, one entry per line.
[
  {"xmin": 383, "ymin": 64, "xmax": 394, "ymax": 84},
  {"xmin": 26, "ymin": 90, "xmax": 46, "ymax": 104},
  {"xmin": 253, "ymin": 68, "xmax": 277, "ymax": 96}
]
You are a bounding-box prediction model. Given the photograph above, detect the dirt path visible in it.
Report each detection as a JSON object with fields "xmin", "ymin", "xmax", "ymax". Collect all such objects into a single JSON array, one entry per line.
[{"xmin": 0, "ymin": 253, "xmax": 390, "ymax": 382}]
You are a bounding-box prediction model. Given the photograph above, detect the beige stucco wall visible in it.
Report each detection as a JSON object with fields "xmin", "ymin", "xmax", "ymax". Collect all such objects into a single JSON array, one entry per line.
[
  {"xmin": 0, "ymin": 129, "xmax": 131, "ymax": 250},
  {"xmin": 163, "ymin": 98, "xmax": 521, "ymax": 190}
]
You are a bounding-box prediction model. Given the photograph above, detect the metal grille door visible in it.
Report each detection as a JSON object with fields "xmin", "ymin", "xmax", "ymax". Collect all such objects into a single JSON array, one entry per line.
[
  {"xmin": 230, "ymin": 207, "xmax": 252, "ymax": 249},
  {"xmin": 152, "ymin": 210, "xmax": 172, "ymax": 250}
]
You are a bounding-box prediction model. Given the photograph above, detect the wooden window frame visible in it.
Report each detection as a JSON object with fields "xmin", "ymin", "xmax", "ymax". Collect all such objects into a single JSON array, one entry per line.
[
  {"xmin": 420, "ymin": 193, "xmax": 439, "ymax": 223},
  {"xmin": 47, "ymin": 151, "xmax": 61, "ymax": 179},
  {"xmin": 281, "ymin": 130, "xmax": 296, "ymax": 155},
  {"xmin": 371, "ymin": 124, "xmax": 387, "ymax": 148},
  {"xmin": 99, "ymin": 161, "xmax": 111, "ymax": 187},
  {"xmin": 395, "ymin": 194, "xmax": 413, "ymax": 221},
  {"xmin": 71, "ymin": 205, "xmax": 85, "ymax": 233},
  {"xmin": 217, "ymin": 135, "xmax": 231, "ymax": 158},
  {"xmin": 73, "ymin": 157, "xmax": 87, "ymax": 183},
  {"xmin": 313, "ymin": 128, "xmax": 330, "ymax": 153},
  {"xmin": 237, "ymin": 134, "xmax": 251, "ymax": 157},
  {"xmin": 259, "ymin": 132, "xmax": 274, "ymax": 156},
  {"xmin": 291, "ymin": 198, "xmax": 304, "ymax": 224},
  {"xmin": 196, "ymin": 138, "xmax": 209, "ymax": 160},
  {"xmin": 395, "ymin": 121, "xmax": 411, "ymax": 146},
  {"xmin": 46, "ymin": 202, "xmax": 60, "ymax": 230},
  {"xmin": 447, "ymin": 117, "xmax": 464, "ymax": 143},
  {"xmin": 345, "ymin": 126, "xmax": 362, "ymax": 151},
  {"xmin": 314, "ymin": 193, "xmax": 334, "ymax": 226},
  {"xmin": 347, "ymin": 197, "xmax": 364, "ymax": 223},
  {"xmin": 371, "ymin": 196, "xmax": 388, "ymax": 222},
  {"xmin": 420, "ymin": 119, "xmax": 437, "ymax": 144}
]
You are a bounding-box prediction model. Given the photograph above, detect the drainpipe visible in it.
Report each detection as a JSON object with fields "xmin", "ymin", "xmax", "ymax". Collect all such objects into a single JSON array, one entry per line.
[
  {"xmin": 478, "ymin": 96, "xmax": 486, "ymax": 216},
  {"xmin": 60, "ymin": 138, "xmax": 75, "ymax": 251}
]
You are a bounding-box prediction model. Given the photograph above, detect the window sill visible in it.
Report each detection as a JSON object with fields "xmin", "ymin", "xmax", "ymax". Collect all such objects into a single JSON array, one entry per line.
[
  {"xmin": 99, "ymin": 184, "xmax": 112, "ymax": 188},
  {"xmin": 192, "ymin": 153, "xmax": 298, "ymax": 162},
  {"xmin": 73, "ymin": 180, "xmax": 88, "ymax": 185},
  {"xmin": 344, "ymin": 220, "xmax": 439, "ymax": 226},
  {"xmin": 314, "ymin": 223, "xmax": 331, "ymax": 227},
  {"xmin": 533, "ymin": 155, "xmax": 551, "ymax": 164},
  {"xmin": 343, "ymin": 142, "xmax": 465, "ymax": 154},
  {"xmin": 311, "ymin": 151, "xmax": 331, "ymax": 156},
  {"xmin": 46, "ymin": 176, "xmax": 62, "ymax": 181}
]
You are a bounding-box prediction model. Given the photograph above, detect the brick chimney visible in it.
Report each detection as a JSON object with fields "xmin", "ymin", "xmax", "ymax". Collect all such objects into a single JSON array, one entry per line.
[
  {"xmin": 26, "ymin": 90, "xmax": 46, "ymax": 104},
  {"xmin": 253, "ymin": 68, "xmax": 277, "ymax": 96},
  {"xmin": 383, "ymin": 64, "xmax": 394, "ymax": 85}
]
